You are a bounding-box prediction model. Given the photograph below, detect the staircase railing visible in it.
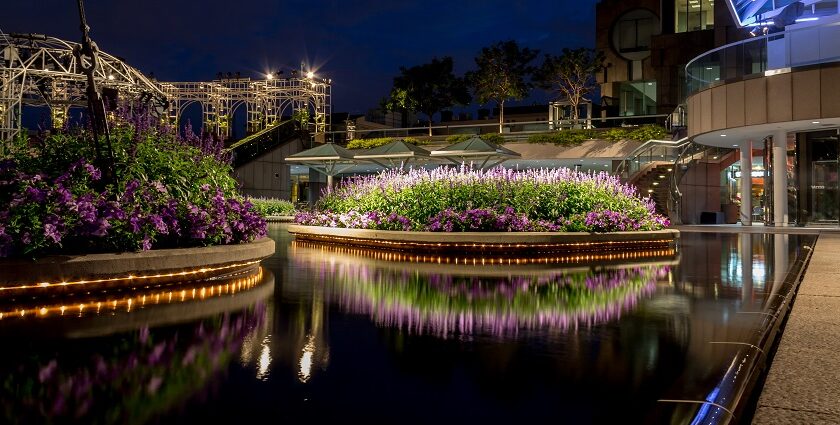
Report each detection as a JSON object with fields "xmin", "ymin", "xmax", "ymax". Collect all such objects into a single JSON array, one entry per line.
[
  {"xmin": 226, "ymin": 119, "xmax": 298, "ymax": 168},
  {"xmin": 615, "ymin": 137, "xmax": 691, "ymax": 182}
]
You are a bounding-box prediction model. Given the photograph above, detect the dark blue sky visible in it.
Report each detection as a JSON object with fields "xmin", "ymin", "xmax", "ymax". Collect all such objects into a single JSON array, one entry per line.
[{"xmin": 4, "ymin": 0, "xmax": 596, "ymax": 114}]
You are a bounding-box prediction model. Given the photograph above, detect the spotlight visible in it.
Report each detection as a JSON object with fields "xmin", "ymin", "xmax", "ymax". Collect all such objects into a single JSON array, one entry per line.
[
  {"xmin": 266, "ymin": 73, "xmax": 273, "ymax": 80},
  {"xmin": 307, "ymin": 71, "xmax": 314, "ymax": 79}
]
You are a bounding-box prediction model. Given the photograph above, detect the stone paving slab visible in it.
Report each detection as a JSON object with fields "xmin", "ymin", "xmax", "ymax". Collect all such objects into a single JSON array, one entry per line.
[
  {"xmin": 754, "ymin": 234, "xmax": 840, "ymax": 424},
  {"xmin": 753, "ymin": 406, "xmax": 840, "ymax": 424}
]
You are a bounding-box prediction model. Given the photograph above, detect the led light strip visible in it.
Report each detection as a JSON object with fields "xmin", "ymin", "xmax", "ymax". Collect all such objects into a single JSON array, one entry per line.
[
  {"xmin": 292, "ymin": 240, "xmax": 677, "ymax": 265},
  {"xmin": 0, "ymin": 268, "xmax": 264, "ymax": 320},
  {"xmin": 0, "ymin": 260, "xmax": 262, "ymax": 293},
  {"xmin": 293, "ymin": 234, "xmax": 675, "ymax": 251}
]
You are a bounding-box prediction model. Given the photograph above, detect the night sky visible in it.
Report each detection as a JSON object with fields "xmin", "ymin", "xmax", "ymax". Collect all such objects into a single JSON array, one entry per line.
[{"xmin": 4, "ymin": 0, "xmax": 596, "ymax": 115}]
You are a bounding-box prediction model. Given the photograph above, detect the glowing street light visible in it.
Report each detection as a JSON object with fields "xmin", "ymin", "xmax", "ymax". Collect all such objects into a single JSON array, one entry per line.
[
  {"xmin": 306, "ymin": 71, "xmax": 314, "ymax": 79},
  {"xmin": 266, "ymin": 73, "xmax": 273, "ymax": 80}
]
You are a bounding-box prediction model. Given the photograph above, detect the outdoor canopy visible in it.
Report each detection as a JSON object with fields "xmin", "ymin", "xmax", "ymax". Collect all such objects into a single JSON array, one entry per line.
[
  {"xmin": 353, "ymin": 139, "xmax": 432, "ymax": 170},
  {"xmin": 285, "ymin": 142, "xmax": 366, "ymax": 190},
  {"xmin": 430, "ymin": 135, "xmax": 521, "ymax": 169}
]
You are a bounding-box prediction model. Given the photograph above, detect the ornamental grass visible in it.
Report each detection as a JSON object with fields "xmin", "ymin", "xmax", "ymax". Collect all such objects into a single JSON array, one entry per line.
[{"xmin": 296, "ymin": 165, "xmax": 669, "ymax": 232}]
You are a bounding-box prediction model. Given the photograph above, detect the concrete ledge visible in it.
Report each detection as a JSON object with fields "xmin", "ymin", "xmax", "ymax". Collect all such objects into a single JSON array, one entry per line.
[
  {"xmin": 0, "ymin": 237, "xmax": 275, "ymax": 297},
  {"xmin": 288, "ymin": 225, "xmax": 679, "ymax": 253}
]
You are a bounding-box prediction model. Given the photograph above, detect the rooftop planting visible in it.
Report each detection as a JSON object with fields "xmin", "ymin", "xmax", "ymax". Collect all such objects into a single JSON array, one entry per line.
[{"xmin": 295, "ymin": 165, "xmax": 669, "ymax": 232}]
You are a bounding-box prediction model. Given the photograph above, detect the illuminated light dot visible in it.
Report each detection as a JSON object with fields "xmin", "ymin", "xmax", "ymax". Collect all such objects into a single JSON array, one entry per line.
[
  {"xmin": 39, "ymin": 308, "xmax": 47, "ymax": 315},
  {"xmin": 39, "ymin": 282, "xmax": 50, "ymax": 287}
]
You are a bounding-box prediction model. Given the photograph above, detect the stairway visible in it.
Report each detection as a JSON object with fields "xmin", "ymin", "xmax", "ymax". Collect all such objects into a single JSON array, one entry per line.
[
  {"xmin": 631, "ymin": 163, "xmax": 674, "ymax": 217},
  {"xmin": 226, "ymin": 120, "xmax": 299, "ymax": 168}
]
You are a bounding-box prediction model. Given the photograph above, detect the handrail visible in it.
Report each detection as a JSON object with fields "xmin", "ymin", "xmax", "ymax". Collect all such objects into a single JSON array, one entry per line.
[
  {"xmin": 615, "ymin": 137, "xmax": 690, "ymax": 181},
  {"xmin": 685, "ymin": 19, "xmax": 840, "ymax": 96}
]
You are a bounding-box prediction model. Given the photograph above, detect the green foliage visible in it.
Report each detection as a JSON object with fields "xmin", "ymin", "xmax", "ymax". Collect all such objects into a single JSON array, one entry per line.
[
  {"xmin": 313, "ymin": 167, "xmax": 668, "ymax": 232},
  {"xmin": 346, "ymin": 137, "xmax": 425, "ymax": 150},
  {"xmin": 250, "ymin": 197, "xmax": 296, "ymax": 216},
  {"xmin": 533, "ymin": 48, "xmax": 605, "ymax": 120},
  {"xmin": 525, "ymin": 125, "xmax": 669, "ymax": 146},
  {"xmin": 445, "ymin": 134, "xmax": 505, "ymax": 144},
  {"xmin": 292, "ymin": 109, "xmax": 310, "ymax": 128},
  {"xmin": 383, "ymin": 57, "xmax": 471, "ymax": 134}
]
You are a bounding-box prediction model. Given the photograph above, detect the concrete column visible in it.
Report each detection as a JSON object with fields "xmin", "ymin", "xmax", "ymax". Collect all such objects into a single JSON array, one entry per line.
[
  {"xmin": 773, "ymin": 130, "xmax": 789, "ymax": 226},
  {"xmin": 740, "ymin": 141, "xmax": 753, "ymax": 225},
  {"xmin": 548, "ymin": 103, "xmax": 555, "ymax": 130}
]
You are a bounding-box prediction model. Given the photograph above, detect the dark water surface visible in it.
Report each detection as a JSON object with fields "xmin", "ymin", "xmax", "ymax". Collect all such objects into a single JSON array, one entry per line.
[{"xmin": 0, "ymin": 225, "xmax": 815, "ymax": 424}]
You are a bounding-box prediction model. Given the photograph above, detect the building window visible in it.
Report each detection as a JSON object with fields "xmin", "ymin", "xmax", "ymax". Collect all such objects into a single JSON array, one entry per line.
[
  {"xmin": 675, "ymin": 0, "xmax": 715, "ymax": 33},
  {"xmin": 619, "ymin": 81, "xmax": 657, "ymax": 116},
  {"xmin": 612, "ymin": 9, "xmax": 660, "ymax": 61}
]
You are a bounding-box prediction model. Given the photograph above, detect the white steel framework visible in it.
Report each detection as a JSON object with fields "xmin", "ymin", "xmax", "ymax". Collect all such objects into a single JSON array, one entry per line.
[
  {"xmin": 0, "ymin": 34, "xmax": 331, "ymax": 142},
  {"xmin": 0, "ymin": 33, "xmax": 166, "ymax": 142}
]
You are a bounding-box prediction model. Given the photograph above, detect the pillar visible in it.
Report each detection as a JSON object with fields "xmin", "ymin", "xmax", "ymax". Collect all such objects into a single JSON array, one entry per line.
[
  {"xmin": 740, "ymin": 141, "xmax": 753, "ymax": 225},
  {"xmin": 773, "ymin": 130, "xmax": 789, "ymax": 226}
]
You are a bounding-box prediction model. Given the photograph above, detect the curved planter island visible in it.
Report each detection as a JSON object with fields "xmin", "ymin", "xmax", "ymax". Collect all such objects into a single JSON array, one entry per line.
[
  {"xmin": 287, "ymin": 224, "xmax": 679, "ymax": 255},
  {"xmin": 0, "ymin": 237, "xmax": 276, "ymax": 298}
]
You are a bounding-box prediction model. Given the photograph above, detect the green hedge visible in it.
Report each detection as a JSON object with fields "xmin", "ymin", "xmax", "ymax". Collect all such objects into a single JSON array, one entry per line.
[
  {"xmin": 250, "ymin": 197, "xmax": 296, "ymax": 216},
  {"xmin": 526, "ymin": 125, "xmax": 669, "ymax": 146},
  {"xmin": 346, "ymin": 137, "xmax": 425, "ymax": 150},
  {"xmin": 445, "ymin": 133, "xmax": 505, "ymax": 144}
]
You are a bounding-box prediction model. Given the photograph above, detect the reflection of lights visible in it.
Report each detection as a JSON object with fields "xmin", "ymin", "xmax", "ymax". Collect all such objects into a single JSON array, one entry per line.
[
  {"xmin": 291, "ymin": 240, "xmax": 676, "ymax": 265},
  {"xmin": 0, "ymin": 268, "xmax": 264, "ymax": 320},
  {"xmin": 256, "ymin": 336, "xmax": 272, "ymax": 381},
  {"xmin": 0, "ymin": 260, "xmax": 261, "ymax": 294},
  {"xmin": 298, "ymin": 335, "xmax": 316, "ymax": 383}
]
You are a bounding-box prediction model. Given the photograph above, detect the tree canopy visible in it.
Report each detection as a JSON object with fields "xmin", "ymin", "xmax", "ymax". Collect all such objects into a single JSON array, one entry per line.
[
  {"xmin": 534, "ymin": 48, "xmax": 605, "ymax": 122},
  {"xmin": 383, "ymin": 57, "xmax": 471, "ymax": 135},
  {"xmin": 465, "ymin": 40, "xmax": 539, "ymax": 133}
]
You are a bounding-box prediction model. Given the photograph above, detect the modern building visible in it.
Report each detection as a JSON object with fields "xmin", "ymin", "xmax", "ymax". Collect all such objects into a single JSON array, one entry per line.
[
  {"xmin": 598, "ymin": 0, "xmax": 840, "ymax": 226},
  {"xmin": 684, "ymin": 1, "xmax": 840, "ymax": 226}
]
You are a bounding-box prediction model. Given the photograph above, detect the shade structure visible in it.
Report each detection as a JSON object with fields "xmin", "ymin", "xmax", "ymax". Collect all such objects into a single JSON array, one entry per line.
[
  {"xmin": 285, "ymin": 143, "xmax": 364, "ymax": 190},
  {"xmin": 430, "ymin": 136, "xmax": 521, "ymax": 169},
  {"xmin": 353, "ymin": 139, "xmax": 432, "ymax": 170}
]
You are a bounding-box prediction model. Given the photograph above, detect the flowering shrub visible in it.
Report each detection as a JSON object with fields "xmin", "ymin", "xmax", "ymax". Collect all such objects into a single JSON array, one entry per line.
[
  {"xmin": 295, "ymin": 210, "xmax": 412, "ymax": 231},
  {"xmin": 0, "ymin": 107, "xmax": 266, "ymax": 258},
  {"xmin": 297, "ymin": 165, "xmax": 669, "ymax": 232}
]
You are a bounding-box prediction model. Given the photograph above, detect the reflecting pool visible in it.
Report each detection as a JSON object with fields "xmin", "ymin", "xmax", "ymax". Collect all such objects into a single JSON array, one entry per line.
[{"xmin": 0, "ymin": 226, "xmax": 815, "ymax": 424}]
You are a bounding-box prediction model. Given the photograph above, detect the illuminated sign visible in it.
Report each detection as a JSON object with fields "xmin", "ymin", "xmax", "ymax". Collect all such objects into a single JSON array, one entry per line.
[{"xmin": 726, "ymin": 0, "xmax": 839, "ymax": 27}]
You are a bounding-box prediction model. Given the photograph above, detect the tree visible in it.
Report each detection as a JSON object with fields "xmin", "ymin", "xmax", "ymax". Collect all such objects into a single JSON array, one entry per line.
[
  {"xmin": 534, "ymin": 48, "xmax": 605, "ymax": 124},
  {"xmin": 466, "ymin": 41, "xmax": 539, "ymax": 133},
  {"xmin": 383, "ymin": 57, "xmax": 471, "ymax": 136}
]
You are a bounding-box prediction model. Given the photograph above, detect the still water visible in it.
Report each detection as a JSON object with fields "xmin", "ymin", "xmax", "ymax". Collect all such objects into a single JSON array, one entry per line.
[{"xmin": 0, "ymin": 225, "xmax": 815, "ymax": 424}]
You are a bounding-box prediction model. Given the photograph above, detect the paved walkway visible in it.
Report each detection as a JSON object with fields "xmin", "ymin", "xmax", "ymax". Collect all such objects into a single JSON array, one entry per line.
[{"xmin": 753, "ymin": 233, "xmax": 840, "ymax": 424}]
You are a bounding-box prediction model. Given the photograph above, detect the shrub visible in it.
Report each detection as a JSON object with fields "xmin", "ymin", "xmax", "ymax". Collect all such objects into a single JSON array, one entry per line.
[
  {"xmin": 296, "ymin": 165, "xmax": 669, "ymax": 232},
  {"xmin": 250, "ymin": 198, "xmax": 296, "ymax": 216},
  {"xmin": 525, "ymin": 125, "xmax": 669, "ymax": 146},
  {"xmin": 346, "ymin": 137, "xmax": 425, "ymax": 150},
  {"xmin": 0, "ymin": 106, "xmax": 266, "ymax": 258},
  {"xmin": 445, "ymin": 133, "xmax": 505, "ymax": 144}
]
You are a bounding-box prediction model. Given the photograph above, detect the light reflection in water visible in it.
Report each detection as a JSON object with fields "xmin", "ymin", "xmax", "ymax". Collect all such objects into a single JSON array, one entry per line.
[
  {"xmin": 257, "ymin": 336, "xmax": 272, "ymax": 381},
  {"xmin": 298, "ymin": 334, "xmax": 316, "ymax": 383}
]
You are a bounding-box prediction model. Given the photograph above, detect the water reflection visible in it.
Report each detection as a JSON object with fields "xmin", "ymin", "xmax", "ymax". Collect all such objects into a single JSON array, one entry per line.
[
  {"xmin": 293, "ymin": 243, "xmax": 673, "ymax": 338},
  {"xmin": 0, "ymin": 267, "xmax": 274, "ymax": 425}
]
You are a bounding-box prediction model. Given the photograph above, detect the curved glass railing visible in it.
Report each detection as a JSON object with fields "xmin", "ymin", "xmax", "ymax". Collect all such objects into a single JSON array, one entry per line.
[{"xmin": 686, "ymin": 20, "xmax": 840, "ymax": 95}]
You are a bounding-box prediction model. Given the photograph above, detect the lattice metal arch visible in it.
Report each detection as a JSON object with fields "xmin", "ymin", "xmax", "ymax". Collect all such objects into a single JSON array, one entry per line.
[
  {"xmin": 1, "ymin": 33, "xmax": 332, "ymax": 143},
  {"xmin": 160, "ymin": 75, "xmax": 331, "ymax": 140},
  {"xmin": 0, "ymin": 33, "xmax": 167, "ymax": 142}
]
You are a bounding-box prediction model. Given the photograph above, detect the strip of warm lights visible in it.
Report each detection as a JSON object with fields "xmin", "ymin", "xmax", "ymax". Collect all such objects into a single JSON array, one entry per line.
[
  {"xmin": 0, "ymin": 260, "xmax": 262, "ymax": 293},
  {"xmin": 292, "ymin": 240, "xmax": 677, "ymax": 265},
  {"xmin": 293, "ymin": 234, "xmax": 674, "ymax": 251},
  {"xmin": 0, "ymin": 268, "xmax": 264, "ymax": 320}
]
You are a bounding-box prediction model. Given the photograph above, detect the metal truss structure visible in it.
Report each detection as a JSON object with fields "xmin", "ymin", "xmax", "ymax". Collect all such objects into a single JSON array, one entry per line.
[
  {"xmin": 160, "ymin": 74, "xmax": 331, "ymax": 140},
  {"xmin": 1, "ymin": 33, "xmax": 331, "ymax": 142},
  {"xmin": 0, "ymin": 32, "xmax": 166, "ymax": 142}
]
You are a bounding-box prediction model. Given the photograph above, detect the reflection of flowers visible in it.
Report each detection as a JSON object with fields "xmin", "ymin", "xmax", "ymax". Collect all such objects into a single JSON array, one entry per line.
[
  {"xmin": 324, "ymin": 263, "xmax": 667, "ymax": 337},
  {"xmin": 1, "ymin": 303, "xmax": 266, "ymax": 425}
]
